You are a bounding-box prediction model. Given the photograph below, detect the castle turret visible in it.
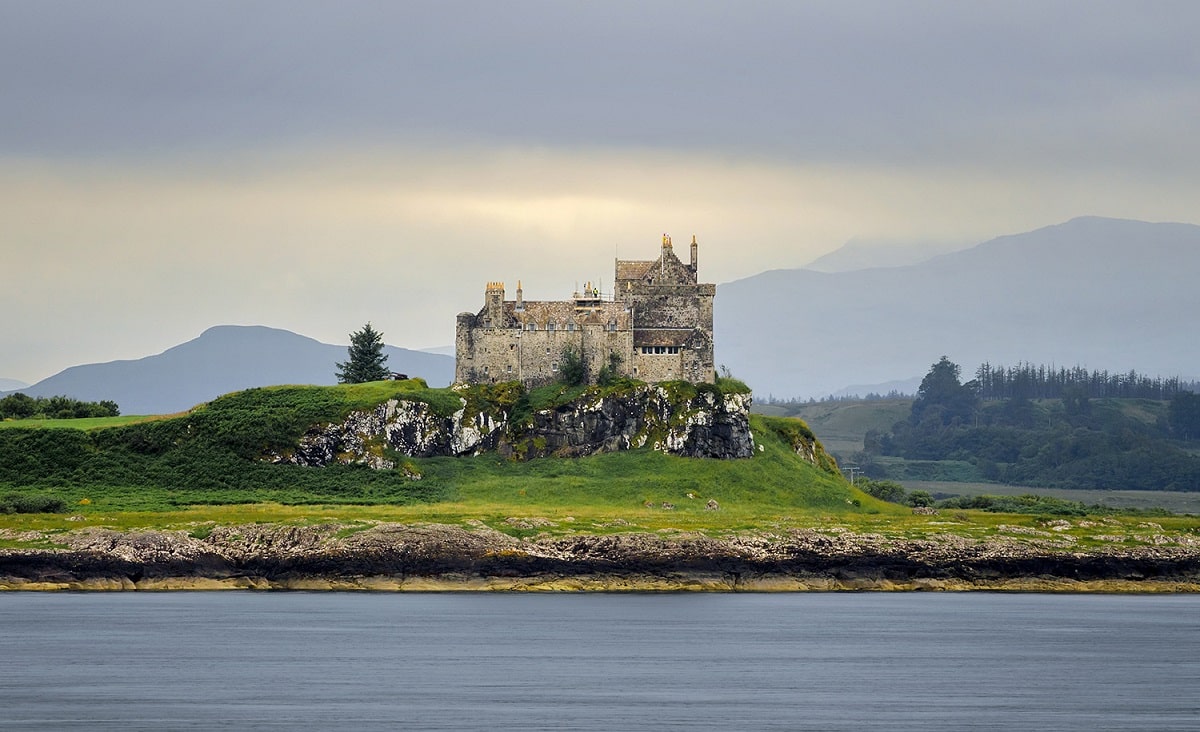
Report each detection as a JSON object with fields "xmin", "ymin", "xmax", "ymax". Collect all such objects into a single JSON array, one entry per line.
[
  {"xmin": 485, "ymin": 282, "xmax": 505, "ymax": 328},
  {"xmin": 516, "ymin": 280, "xmax": 524, "ymax": 310},
  {"xmin": 690, "ymin": 234, "xmax": 698, "ymax": 272}
]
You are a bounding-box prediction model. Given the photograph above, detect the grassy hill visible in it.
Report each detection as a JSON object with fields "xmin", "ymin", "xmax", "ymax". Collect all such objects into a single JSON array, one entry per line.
[
  {"xmin": 5, "ymin": 383, "xmax": 1200, "ymax": 559},
  {"xmin": 762, "ymin": 398, "xmax": 912, "ymax": 459},
  {"xmin": 0, "ymin": 380, "xmax": 872, "ymax": 525}
]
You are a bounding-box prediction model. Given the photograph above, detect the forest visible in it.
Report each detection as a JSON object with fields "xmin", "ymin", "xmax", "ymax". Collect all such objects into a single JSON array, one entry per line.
[{"xmin": 862, "ymin": 357, "xmax": 1200, "ymax": 492}]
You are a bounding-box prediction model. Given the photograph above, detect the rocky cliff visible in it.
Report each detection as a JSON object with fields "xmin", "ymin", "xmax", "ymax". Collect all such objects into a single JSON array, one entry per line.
[
  {"xmin": 268, "ymin": 384, "xmax": 757, "ymax": 468},
  {"xmin": 3, "ymin": 522, "xmax": 1199, "ymax": 592}
]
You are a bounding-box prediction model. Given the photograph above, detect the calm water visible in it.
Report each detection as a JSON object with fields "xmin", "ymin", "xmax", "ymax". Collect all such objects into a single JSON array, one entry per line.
[{"xmin": 1, "ymin": 592, "xmax": 1198, "ymax": 730}]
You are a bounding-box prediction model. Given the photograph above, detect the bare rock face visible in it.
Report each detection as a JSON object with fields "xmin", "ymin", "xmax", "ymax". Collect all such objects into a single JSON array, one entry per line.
[
  {"xmin": 521, "ymin": 387, "xmax": 755, "ymax": 460},
  {"xmin": 270, "ymin": 385, "xmax": 756, "ymax": 467},
  {"xmin": 274, "ymin": 398, "xmax": 507, "ymax": 467}
]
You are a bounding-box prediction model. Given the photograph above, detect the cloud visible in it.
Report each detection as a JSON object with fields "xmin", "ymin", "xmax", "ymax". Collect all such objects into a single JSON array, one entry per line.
[
  {"xmin": 3, "ymin": 2, "xmax": 1198, "ymax": 174},
  {"xmin": 3, "ymin": 3, "xmax": 1199, "ymax": 382}
]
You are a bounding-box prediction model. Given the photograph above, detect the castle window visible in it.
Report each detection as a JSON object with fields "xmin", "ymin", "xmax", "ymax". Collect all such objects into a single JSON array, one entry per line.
[
  {"xmin": 483, "ymin": 366, "xmax": 489, "ymax": 374},
  {"xmin": 507, "ymin": 365, "xmax": 512, "ymax": 373},
  {"xmin": 527, "ymin": 322, "xmax": 537, "ymax": 331},
  {"xmin": 607, "ymin": 322, "xmax": 616, "ymax": 332},
  {"xmin": 545, "ymin": 347, "xmax": 551, "ymax": 354},
  {"xmin": 567, "ymin": 323, "xmax": 575, "ymax": 331},
  {"xmin": 552, "ymin": 362, "xmax": 559, "ymax": 372},
  {"xmin": 548, "ymin": 322, "xmax": 556, "ymax": 332}
]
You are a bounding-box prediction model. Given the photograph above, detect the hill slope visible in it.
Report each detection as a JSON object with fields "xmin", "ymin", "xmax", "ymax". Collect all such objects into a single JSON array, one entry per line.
[
  {"xmin": 4, "ymin": 325, "xmax": 454, "ymax": 415},
  {"xmin": 0, "ymin": 381, "xmax": 847, "ymax": 515},
  {"xmin": 716, "ymin": 217, "xmax": 1200, "ymax": 398}
]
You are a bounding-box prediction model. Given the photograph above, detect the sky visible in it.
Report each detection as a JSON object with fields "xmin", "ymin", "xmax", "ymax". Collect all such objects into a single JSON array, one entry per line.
[{"xmin": 3, "ymin": 1, "xmax": 1199, "ymax": 384}]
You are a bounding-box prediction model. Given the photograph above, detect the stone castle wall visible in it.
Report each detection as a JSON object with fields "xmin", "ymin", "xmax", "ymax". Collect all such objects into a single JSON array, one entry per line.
[
  {"xmin": 457, "ymin": 238, "xmax": 715, "ymax": 387},
  {"xmin": 456, "ymin": 318, "xmax": 636, "ymax": 387}
]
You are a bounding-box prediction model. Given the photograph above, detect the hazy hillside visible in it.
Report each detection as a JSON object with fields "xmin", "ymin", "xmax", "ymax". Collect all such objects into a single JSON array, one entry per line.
[
  {"xmin": 716, "ymin": 217, "xmax": 1200, "ymax": 399},
  {"xmin": 3, "ymin": 326, "xmax": 454, "ymax": 415},
  {"xmin": 0, "ymin": 378, "xmax": 28, "ymax": 392},
  {"xmin": 802, "ymin": 237, "xmax": 969, "ymax": 273}
]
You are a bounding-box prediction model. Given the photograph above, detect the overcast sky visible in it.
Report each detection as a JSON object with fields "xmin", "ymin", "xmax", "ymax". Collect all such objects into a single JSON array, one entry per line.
[{"xmin": 3, "ymin": 1, "xmax": 1199, "ymax": 383}]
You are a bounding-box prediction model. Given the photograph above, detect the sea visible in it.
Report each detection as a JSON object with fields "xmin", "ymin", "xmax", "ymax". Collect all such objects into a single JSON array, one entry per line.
[{"xmin": 1, "ymin": 592, "xmax": 1197, "ymax": 731}]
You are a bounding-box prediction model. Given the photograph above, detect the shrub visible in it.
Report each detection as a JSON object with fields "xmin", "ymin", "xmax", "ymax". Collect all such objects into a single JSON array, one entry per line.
[
  {"xmin": 558, "ymin": 346, "xmax": 586, "ymax": 386},
  {"xmin": 0, "ymin": 493, "xmax": 68, "ymax": 514},
  {"xmin": 859, "ymin": 478, "xmax": 908, "ymax": 504}
]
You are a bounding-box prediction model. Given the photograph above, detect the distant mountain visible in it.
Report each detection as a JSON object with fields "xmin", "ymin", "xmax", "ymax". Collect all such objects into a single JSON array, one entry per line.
[
  {"xmin": 3, "ymin": 325, "xmax": 454, "ymax": 415},
  {"xmin": 716, "ymin": 217, "xmax": 1200, "ymax": 399},
  {"xmin": 0, "ymin": 378, "xmax": 28, "ymax": 392},
  {"xmin": 802, "ymin": 237, "xmax": 970, "ymax": 273}
]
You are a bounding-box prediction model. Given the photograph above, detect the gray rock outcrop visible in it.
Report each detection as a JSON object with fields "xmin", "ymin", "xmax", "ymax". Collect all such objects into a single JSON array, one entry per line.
[{"xmin": 270, "ymin": 385, "xmax": 757, "ymax": 468}]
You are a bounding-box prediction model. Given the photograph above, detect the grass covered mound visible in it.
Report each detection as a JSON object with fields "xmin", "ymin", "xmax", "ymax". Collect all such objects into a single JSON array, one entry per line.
[{"xmin": 0, "ymin": 379, "xmax": 856, "ymax": 517}]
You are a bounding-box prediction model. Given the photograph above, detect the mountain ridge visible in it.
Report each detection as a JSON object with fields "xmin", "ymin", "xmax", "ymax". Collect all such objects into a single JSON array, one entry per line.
[
  {"xmin": 7, "ymin": 217, "xmax": 1197, "ymax": 409},
  {"xmin": 715, "ymin": 216, "xmax": 1200, "ymax": 398},
  {"xmin": 3, "ymin": 325, "xmax": 454, "ymax": 415}
]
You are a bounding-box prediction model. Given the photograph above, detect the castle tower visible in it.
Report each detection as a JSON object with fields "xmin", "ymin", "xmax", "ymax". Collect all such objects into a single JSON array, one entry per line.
[
  {"xmin": 485, "ymin": 282, "xmax": 505, "ymax": 328},
  {"xmin": 690, "ymin": 234, "xmax": 698, "ymax": 272}
]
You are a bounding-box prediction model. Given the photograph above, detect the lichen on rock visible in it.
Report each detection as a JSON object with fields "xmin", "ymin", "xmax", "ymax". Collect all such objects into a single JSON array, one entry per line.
[{"xmin": 268, "ymin": 382, "xmax": 757, "ymax": 467}]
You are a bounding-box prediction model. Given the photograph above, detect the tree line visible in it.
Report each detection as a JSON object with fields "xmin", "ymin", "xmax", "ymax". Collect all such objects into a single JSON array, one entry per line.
[
  {"xmin": 0, "ymin": 393, "xmax": 120, "ymax": 420},
  {"xmin": 860, "ymin": 356, "xmax": 1200, "ymax": 492},
  {"xmin": 973, "ymin": 362, "xmax": 1192, "ymax": 401},
  {"xmin": 758, "ymin": 362, "xmax": 1199, "ymax": 406}
]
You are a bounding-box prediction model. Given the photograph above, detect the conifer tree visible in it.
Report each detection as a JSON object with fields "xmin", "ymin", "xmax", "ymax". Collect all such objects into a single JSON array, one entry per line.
[{"xmin": 336, "ymin": 323, "xmax": 390, "ymax": 383}]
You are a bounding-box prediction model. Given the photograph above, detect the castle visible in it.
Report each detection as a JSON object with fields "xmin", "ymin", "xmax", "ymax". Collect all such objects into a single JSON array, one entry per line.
[{"xmin": 455, "ymin": 234, "xmax": 715, "ymax": 387}]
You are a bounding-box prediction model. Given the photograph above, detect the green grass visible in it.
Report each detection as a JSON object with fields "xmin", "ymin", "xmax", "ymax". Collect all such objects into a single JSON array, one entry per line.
[
  {"xmin": 905, "ymin": 480, "xmax": 1200, "ymax": 515},
  {"xmin": 769, "ymin": 399, "xmax": 911, "ymax": 458},
  {"xmin": 0, "ymin": 414, "xmax": 165, "ymax": 430},
  {"xmin": 0, "ymin": 381, "xmax": 866, "ymax": 521},
  {"xmin": 0, "ymin": 412, "xmax": 863, "ymax": 519},
  {"xmin": 4, "ymin": 382, "xmax": 1196, "ymax": 543}
]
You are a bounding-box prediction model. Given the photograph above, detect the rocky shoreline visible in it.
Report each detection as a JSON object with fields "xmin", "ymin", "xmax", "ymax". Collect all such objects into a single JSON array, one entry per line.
[{"xmin": 3, "ymin": 522, "xmax": 1199, "ymax": 592}]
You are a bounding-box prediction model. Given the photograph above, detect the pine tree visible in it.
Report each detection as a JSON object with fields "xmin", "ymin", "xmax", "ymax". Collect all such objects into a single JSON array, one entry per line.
[{"xmin": 336, "ymin": 323, "xmax": 390, "ymax": 383}]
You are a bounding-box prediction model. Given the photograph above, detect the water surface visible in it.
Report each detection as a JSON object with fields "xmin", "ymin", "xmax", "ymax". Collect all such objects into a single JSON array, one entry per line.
[{"xmin": 1, "ymin": 592, "xmax": 1197, "ymax": 730}]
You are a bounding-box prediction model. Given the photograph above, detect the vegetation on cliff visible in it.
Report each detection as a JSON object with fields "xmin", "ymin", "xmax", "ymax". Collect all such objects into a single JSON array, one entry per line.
[
  {"xmin": 3, "ymin": 378, "xmax": 1198, "ymax": 593},
  {"xmin": 0, "ymin": 379, "xmax": 848, "ymax": 517}
]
